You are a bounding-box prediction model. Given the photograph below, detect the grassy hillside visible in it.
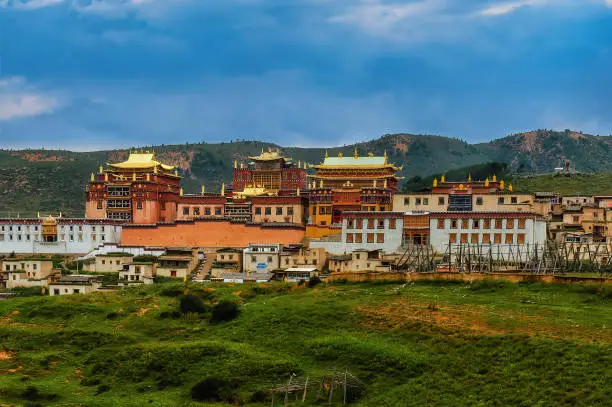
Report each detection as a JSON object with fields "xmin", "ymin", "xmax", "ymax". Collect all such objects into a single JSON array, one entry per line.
[
  {"xmin": 402, "ymin": 161, "xmax": 612, "ymax": 196},
  {"xmin": 1, "ymin": 280, "xmax": 611, "ymax": 406},
  {"xmin": 3, "ymin": 129, "xmax": 612, "ymax": 215}
]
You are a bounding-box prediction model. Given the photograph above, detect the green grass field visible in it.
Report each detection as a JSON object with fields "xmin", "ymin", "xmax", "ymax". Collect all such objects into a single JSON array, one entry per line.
[{"xmin": 1, "ymin": 280, "xmax": 611, "ymax": 406}]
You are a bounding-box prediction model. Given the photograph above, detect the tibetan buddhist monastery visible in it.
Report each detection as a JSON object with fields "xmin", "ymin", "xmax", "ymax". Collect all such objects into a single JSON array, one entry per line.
[
  {"xmin": 87, "ymin": 150, "xmax": 308, "ymax": 226},
  {"xmin": 431, "ymin": 174, "xmax": 511, "ymax": 211},
  {"xmin": 86, "ymin": 152, "xmax": 182, "ymax": 224},
  {"xmin": 232, "ymin": 148, "xmax": 307, "ymax": 195},
  {"xmin": 308, "ymin": 149, "xmax": 402, "ymax": 227}
]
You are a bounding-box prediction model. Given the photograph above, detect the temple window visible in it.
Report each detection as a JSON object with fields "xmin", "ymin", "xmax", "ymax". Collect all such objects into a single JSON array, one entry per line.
[
  {"xmin": 367, "ymin": 233, "xmax": 374, "ymax": 243},
  {"xmin": 205, "ymin": 207, "xmax": 211, "ymax": 216},
  {"xmin": 437, "ymin": 219, "xmax": 445, "ymax": 229},
  {"xmin": 137, "ymin": 201, "xmax": 143, "ymax": 210},
  {"xmin": 193, "ymin": 207, "xmax": 200, "ymax": 216},
  {"xmin": 404, "ymin": 197, "xmax": 410, "ymax": 205},
  {"xmin": 518, "ymin": 219, "xmax": 526, "ymax": 229},
  {"xmin": 511, "ymin": 196, "xmax": 518, "ymax": 204},
  {"xmin": 356, "ymin": 219, "xmax": 363, "ymax": 229},
  {"xmin": 507, "ymin": 219, "xmax": 515, "ymax": 229},
  {"xmin": 423, "ymin": 198, "xmax": 429, "ymax": 205},
  {"xmin": 451, "ymin": 220, "xmax": 457, "ymax": 229},
  {"xmin": 476, "ymin": 197, "xmax": 483, "ymax": 205},
  {"xmin": 347, "ymin": 220, "xmax": 354, "ymax": 229},
  {"xmin": 438, "ymin": 197, "xmax": 445, "ymax": 205},
  {"xmin": 471, "ymin": 234, "xmax": 479, "ymax": 244},
  {"xmin": 473, "ymin": 220, "xmax": 480, "ymax": 229},
  {"xmin": 495, "ymin": 219, "xmax": 503, "ymax": 229},
  {"xmin": 461, "ymin": 219, "xmax": 469, "ymax": 229},
  {"xmin": 183, "ymin": 207, "xmax": 190, "ymax": 216},
  {"xmin": 215, "ymin": 207, "xmax": 222, "ymax": 216},
  {"xmin": 346, "ymin": 234, "xmax": 354, "ymax": 243},
  {"xmin": 517, "ymin": 233, "xmax": 526, "ymax": 244},
  {"xmin": 377, "ymin": 220, "xmax": 385, "ymax": 229},
  {"xmin": 265, "ymin": 207, "xmax": 272, "ymax": 215},
  {"xmin": 255, "ymin": 207, "xmax": 262, "ymax": 215},
  {"xmin": 505, "ymin": 234, "xmax": 514, "ymax": 244},
  {"xmin": 498, "ymin": 197, "xmax": 504, "ymax": 205},
  {"xmin": 377, "ymin": 233, "xmax": 384, "ymax": 243},
  {"xmin": 389, "ymin": 219, "xmax": 396, "ymax": 229},
  {"xmin": 449, "ymin": 233, "xmax": 457, "ymax": 243},
  {"xmin": 287, "ymin": 207, "xmax": 294, "ymax": 215},
  {"xmin": 355, "ymin": 234, "xmax": 363, "ymax": 243},
  {"xmin": 97, "ymin": 201, "xmax": 103, "ymax": 209},
  {"xmin": 276, "ymin": 207, "xmax": 283, "ymax": 216},
  {"xmin": 416, "ymin": 198, "xmax": 422, "ymax": 205},
  {"xmin": 484, "ymin": 219, "xmax": 491, "ymax": 229},
  {"xmin": 367, "ymin": 219, "xmax": 375, "ymax": 229}
]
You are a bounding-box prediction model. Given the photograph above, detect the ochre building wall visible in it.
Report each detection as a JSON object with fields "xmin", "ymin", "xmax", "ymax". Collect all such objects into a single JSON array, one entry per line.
[{"xmin": 121, "ymin": 220, "xmax": 305, "ymax": 248}]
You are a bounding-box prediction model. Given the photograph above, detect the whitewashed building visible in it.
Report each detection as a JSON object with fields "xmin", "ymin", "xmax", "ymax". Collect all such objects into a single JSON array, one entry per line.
[
  {"xmin": 428, "ymin": 212, "xmax": 547, "ymax": 260},
  {"xmin": 0, "ymin": 217, "xmax": 122, "ymax": 255},
  {"xmin": 310, "ymin": 212, "xmax": 404, "ymax": 255}
]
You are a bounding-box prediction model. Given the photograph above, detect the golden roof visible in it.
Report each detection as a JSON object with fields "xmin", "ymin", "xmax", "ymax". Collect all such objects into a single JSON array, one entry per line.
[
  {"xmin": 233, "ymin": 186, "xmax": 278, "ymax": 198},
  {"xmin": 312, "ymin": 150, "xmax": 400, "ymax": 170},
  {"xmin": 248, "ymin": 148, "xmax": 290, "ymax": 162},
  {"xmin": 108, "ymin": 152, "xmax": 175, "ymax": 171}
]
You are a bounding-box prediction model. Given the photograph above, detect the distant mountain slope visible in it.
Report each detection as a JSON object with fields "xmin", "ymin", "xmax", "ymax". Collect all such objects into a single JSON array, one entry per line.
[{"xmin": 1, "ymin": 129, "xmax": 611, "ymax": 216}]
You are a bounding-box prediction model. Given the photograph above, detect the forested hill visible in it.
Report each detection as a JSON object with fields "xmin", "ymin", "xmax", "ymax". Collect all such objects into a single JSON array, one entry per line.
[{"xmin": 1, "ymin": 129, "xmax": 611, "ymax": 217}]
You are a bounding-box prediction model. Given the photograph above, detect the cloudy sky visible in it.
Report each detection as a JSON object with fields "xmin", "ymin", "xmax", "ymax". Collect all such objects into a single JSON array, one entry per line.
[{"xmin": 0, "ymin": 0, "xmax": 611, "ymax": 150}]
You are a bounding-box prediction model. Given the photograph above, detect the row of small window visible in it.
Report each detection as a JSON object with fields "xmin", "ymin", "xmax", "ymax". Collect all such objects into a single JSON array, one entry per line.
[
  {"xmin": 283, "ymin": 258, "xmax": 318, "ymax": 265},
  {"xmin": 347, "ymin": 219, "xmax": 397, "ymax": 230},
  {"xmin": 254, "ymin": 207, "xmax": 295, "ymax": 216},
  {"xmin": 0, "ymin": 234, "xmax": 105, "ymax": 242},
  {"xmin": 183, "ymin": 207, "xmax": 224, "ymax": 216},
  {"xmin": 346, "ymin": 233, "xmax": 386, "ymax": 243},
  {"xmin": 440, "ymin": 218, "xmax": 526, "ymax": 229},
  {"xmin": 1, "ymin": 225, "xmax": 39, "ymax": 232},
  {"xmin": 403, "ymin": 196, "xmax": 520, "ymax": 206},
  {"xmin": 0, "ymin": 225, "xmax": 106, "ymax": 232},
  {"xmin": 4, "ymin": 264, "xmax": 38, "ymax": 271},
  {"xmin": 448, "ymin": 233, "xmax": 527, "ymax": 244}
]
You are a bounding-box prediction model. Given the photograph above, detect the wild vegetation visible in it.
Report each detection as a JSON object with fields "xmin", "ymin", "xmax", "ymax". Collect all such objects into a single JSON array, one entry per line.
[
  {"xmin": 4, "ymin": 129, "xmax": 612, "ymax": 216},
  {"xmin": 0, "ymin": 280, "xmax": 611, "ymax": 406}
]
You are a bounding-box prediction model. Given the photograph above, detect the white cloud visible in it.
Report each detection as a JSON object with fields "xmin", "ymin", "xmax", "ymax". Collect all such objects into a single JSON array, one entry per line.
[
  {"xmin": 0, "ymin": 77, "xmax": 60, "ymax": 120},
  {"xmin": 3, "ymin": 0, "xmax": 65, "ymax": 9}
]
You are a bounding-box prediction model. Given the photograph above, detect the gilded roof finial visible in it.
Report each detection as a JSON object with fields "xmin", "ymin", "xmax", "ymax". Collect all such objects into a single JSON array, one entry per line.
[
  {"xmin": 90, "ymin": 172, "xmax": 94, "ymax": 182},
  {"xmin": 492, "ymin": 174, "xmax": 497, "ymax": 182},
  {"xmin": 201, "ymin": 185, "xmax": 205, "ymax": 195},
  {"xmin": 441, "ymin": 174, "xmax": 446, "ymax": 183},
  {"xmin": 132, "ymin": 172, "xmax": 136, "ymax": 181},
  {"xmin": 234, "ymin": 160, "xmax": 237, "ymax": 169},
  {"xmin": 180, "ymin": 188, "xmax": 184, "ymax": 197},
  {"xmin": 485, "ymin": 177, "xmax": 489, "ymax": 187},
  {"xmin": 433, "ymin": 177, "xmax": 438, "ymax": 187},
  {"xmin": 324, "ymin": 150, "xmax": 329, "ymax": 159},
  {"xmin": 508, "ymin": 183, "xmax": 513, "ymax": 192},
  {"xmin": 468, "ymin": 173, "xmax": 472, "ymax": 182},
  {"xmin": 354, "ymin": 147, "xmax": 358, "ymax": 159},
  {"xmin": 99, "ymin": 165, "xmax": 103, "ymax": 174},
  {"xmin": 338, "ymin": 152, "xmax": 343, "ymax": 158},
  {"xmin": 500, "ymin": 179, "xmax": 505, "ymax": 190},
  {"xmin": 221, "ymin": 183, "xmax": 225, "ymax": 197}
]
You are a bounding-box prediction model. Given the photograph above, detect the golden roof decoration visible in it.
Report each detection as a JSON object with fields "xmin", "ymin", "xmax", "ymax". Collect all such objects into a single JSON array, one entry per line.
[
  {"xmin": 233, "ymin": 185, "xmax": 278, "ymax": 198},
  {"xmin": 248, "ymin": 147, "xmax": 290, "ymax": 162},
  {"xmin": 108, "ymin": 152, "xmax": 175, "ymax": 171}
]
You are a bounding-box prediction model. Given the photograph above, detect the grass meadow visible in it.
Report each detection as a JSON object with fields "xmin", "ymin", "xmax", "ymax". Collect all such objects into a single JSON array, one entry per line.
[{"xmin": 0, "ymin": 280, "xmax": 611, "ymax": 406}]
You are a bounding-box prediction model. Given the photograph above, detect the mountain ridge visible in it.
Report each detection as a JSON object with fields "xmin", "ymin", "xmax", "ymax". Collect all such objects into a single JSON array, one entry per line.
[{"xmin": 1, "ymin": 128, "xmax": 611, "ymax": 216}]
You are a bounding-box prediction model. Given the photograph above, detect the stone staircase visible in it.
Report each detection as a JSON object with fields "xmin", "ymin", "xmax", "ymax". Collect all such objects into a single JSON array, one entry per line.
[{"xmin": 191, "ymin": 255, "xmax": 215, "ymax": 282}]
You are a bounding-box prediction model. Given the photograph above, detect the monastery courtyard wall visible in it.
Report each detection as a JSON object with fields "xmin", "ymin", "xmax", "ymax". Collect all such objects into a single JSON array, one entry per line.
[{"xmin": 121, "ymin": 220, "xmax": 305, "ymax": 248}]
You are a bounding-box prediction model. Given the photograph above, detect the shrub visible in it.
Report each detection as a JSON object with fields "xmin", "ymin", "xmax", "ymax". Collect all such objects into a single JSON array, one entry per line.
[
  {"xmin": 160, "ymin": 286, "xmax": 184, "ymax": 297},
  {"xmin": 191, "ymin": 377, "xmax": 237, "ymax": 403},
  {"xmin": 470, "ymin": 279, "xmax": 507, "ymax": 292},
  {"xmin": 95, "ymin": 384, "xmax": 110, "ymax": 395},
  {"xmin": 307, "ymin": 276, "xmax": 322, "ymax": 288},
  {"xmin": 596, "ymin": 286, "xmax": 612, "ymax": 300},
  {"xmin": 210, "ymin": 300, "xmax": 240, "ymax": 323},
  {"xmin": 106, "ymin": 311, "xmax": 120, "ymax": 320},
  {"xmin": 179, "ymin": 294, "xmax": 207, "ymax": 315},
  {"xmin": 22, "ymin": 386, "xmax": 40, "ymax": 401},
  {"xmin": 250, "ymin": 390, "xmax": 268, "ymax": 402}
]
